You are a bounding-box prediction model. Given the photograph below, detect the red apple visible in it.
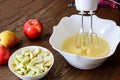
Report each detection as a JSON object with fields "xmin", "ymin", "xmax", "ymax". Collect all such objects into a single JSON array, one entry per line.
[
  {"xmin": 0, "ymin": 44, "xmax": 11, "ymax": 65},
  {"xmin": 23, "ymin": 19, "xmax": 43, "ymax": 40}
]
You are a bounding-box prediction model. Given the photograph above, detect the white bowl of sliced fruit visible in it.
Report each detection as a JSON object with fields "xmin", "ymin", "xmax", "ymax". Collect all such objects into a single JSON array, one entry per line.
[{"xmin": 8, "ymin": 46, "xmax": 54, "ymax": 80}]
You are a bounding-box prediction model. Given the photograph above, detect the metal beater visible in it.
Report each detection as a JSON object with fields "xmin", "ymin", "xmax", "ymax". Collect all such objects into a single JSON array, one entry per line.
[{"xmin": 75, "ymin": 0, "xmax": 99, "ymax": 48}]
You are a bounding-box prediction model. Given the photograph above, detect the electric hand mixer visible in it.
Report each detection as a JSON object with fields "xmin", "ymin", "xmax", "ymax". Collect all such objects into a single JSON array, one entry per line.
[{"xmin": 75, "ymin": 0, "xmax": 99, "ymax": 48}]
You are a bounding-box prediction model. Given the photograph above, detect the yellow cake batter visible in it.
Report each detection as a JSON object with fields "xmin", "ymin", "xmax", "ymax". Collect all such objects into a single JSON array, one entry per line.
[{"xmin": 62, "ymin": 34, "xmax": 110, "ymax": 58}]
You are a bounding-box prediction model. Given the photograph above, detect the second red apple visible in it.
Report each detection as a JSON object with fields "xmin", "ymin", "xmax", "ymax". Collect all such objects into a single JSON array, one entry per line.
[
  {"xmin": 23, "ymin": 19, "xmax": 43, "ymax": 40},
  {"xmin": 0, "ymin": 44, "xmax": 11, "ymax": 65}
]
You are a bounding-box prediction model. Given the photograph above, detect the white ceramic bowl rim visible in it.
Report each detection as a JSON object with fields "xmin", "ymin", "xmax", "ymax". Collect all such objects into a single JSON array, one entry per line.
[{"xmin": 49, "ymin": 14, "xmax": 120, "ymax": 59}]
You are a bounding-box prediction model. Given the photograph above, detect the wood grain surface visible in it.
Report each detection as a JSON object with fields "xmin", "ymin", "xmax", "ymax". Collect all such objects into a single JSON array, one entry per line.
[{"xmin": 0, "ymin": 0, "xmax": 120, "ymax": 80}]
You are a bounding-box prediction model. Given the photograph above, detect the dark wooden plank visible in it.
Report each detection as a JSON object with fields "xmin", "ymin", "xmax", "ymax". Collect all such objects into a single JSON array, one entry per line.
[{"xmin": 0, "ymin": 0, "xmax": 120, "ymax": 80}]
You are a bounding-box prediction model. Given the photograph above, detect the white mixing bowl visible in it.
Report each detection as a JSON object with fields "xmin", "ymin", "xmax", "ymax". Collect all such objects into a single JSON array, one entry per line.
[{"xmin": 49, "ymin": 15, "xmax": 120, "ymax": 69}]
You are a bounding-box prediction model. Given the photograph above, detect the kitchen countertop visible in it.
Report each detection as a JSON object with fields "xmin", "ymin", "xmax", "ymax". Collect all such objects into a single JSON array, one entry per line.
[{"xmin": 0, "ymin": 0, "xmax": 120, "ymax": 80}]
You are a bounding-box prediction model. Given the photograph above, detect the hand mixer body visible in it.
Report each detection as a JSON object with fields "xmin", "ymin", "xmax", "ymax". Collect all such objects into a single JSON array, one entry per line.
[{"xmin": 75, "ymin": 0, "xmax": 98, "ymax": 11}]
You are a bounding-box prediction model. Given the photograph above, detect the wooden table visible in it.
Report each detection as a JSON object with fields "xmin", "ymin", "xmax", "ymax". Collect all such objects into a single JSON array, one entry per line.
[{"xmin": 0, "ymin": 0, "xmax": 120, "ymax": 80}]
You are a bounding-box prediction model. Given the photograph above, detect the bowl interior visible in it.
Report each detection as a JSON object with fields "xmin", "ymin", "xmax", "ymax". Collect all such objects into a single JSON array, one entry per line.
[
  {"xmin": 50, "ymin": 15, "xmax": 120, "ymax": 56},
  {"xmin": 8, "ymin": 46, "xmax": 54, "ymax": 80}
]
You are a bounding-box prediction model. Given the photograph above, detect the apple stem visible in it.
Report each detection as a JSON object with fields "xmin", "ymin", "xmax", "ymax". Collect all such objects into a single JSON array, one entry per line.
[{"xmin": 30, "ymin": 21, "xmax": 34, "ymax": 25}]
